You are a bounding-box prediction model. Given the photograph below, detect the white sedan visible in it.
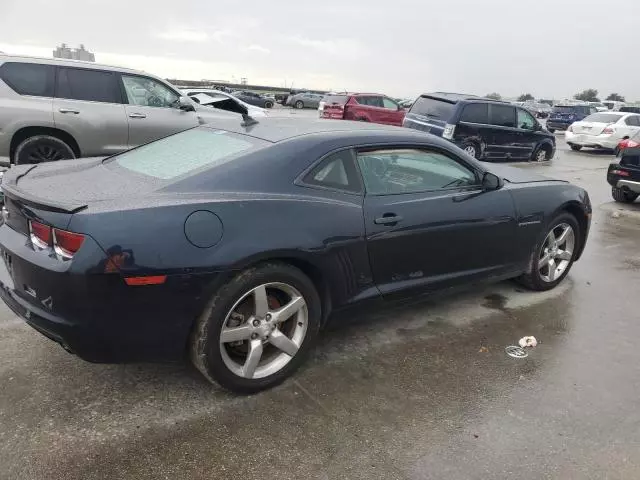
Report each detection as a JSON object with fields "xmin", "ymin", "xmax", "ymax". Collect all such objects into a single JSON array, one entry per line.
[
  {"xmin": 565, "ymin": 112, "xmax": 640, "ymax": 151},
  {"xmin": 179, "ymin": 88, "xmax": 268, "ymax": 118}
]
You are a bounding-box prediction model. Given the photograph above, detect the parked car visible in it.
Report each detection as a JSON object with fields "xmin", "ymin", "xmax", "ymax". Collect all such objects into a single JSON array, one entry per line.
[
  {"xmin": 602, "ymin": 100, "xmax": 626, "ymax": 111},
  {"xmin": 546, "ymin": 104, "xmax": 596, "ymax": 133},
  {"xmin": 320, "ymin": 93, "xmax": 405, "ymax": 126},
  {"xmin": 231, "ymin": 91, "xmax": 274, "ymax": 109},
  {"xmin": 618, "ymin": 106, "xmax": 640, "ymax": 114},
  {"xmin": 607, "ymin": 145, "xmax": 640, "ymax": 203},
  {"xmin": 397, "ymin": 98, "xmax": 414, "ymax": 109},
  {"xmin": 523, "ymin": 102, "xmax": 552, "ymax": 118},
  {"xmin": 179, "ymin": 88, "xmax": 268, "ymax": 117},
  {"xmin": 403, "ymin": 93, "xmax": 555, "ymax": 161},
  {"xmin": 588, "ymin": 102, "xmax": 609, "ymax": 112},
  {"xmin": 565, "ymin": 112, "xmax": 640, "ymax": 152},
  {"xmin": 0, "ymin": 117, "xmax": 591, "ymax": 392},
  {"xmin": 0, "ymin": 54, "xmax": 235, "ymax": 165},
  {"xmin": 286, "ymin": 92, "xmax": 325, "ymax": 109},
  {"xmin": 614, "ymin": 130, "xmax": 640, "ymax": 156}
]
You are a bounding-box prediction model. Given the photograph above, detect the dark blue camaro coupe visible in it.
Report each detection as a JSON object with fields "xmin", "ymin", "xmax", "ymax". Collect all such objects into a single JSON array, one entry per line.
[{"xmin": 0, "ymin": 118, "xmax": 591, "ymax": 392}]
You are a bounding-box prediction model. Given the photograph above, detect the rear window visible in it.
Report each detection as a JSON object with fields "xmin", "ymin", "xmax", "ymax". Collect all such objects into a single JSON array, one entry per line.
[
  {"xmin": 583, "ymin": 113, "xmax": 624, "ymax": 123},
  {"xmin": 0, "ymin": 62, "xmax": 54, "ymax": 97},
  {"xmin": 409, "ymin": 96, "xmax": 456, "ymax": 120},
  {"xmin": 620, "ymin": 106, "xmax": 640, "ymax": 114},
  {"xmin": 553, "ymin": 105, "xmax": 590, "ymax": 114},
  {"xmin": 111, "ymin": 128, "xmax": 267, "ymax": 180},
  {"xmin": 322, "ymin": 95, "xmax": 348, "ymax": 105}
]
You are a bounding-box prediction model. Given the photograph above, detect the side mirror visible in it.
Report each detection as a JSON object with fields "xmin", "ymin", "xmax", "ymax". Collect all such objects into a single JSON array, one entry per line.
[
  {"xmin": 482, "ymin": 172, "xmax": 503, "ymax": 191},
  {"xmin": 177, "ymin": 96, "xmax": 196, "ymax": 112}
]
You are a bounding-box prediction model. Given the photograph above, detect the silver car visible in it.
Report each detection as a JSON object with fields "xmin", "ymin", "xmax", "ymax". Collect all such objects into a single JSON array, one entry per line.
[
  {"xmin": 287, "ymin": 92, "xmax": 325, "ymax": 109},
  {"xmin": 0, "ymin": 54, "xmax": 235, "ymax": 164}
]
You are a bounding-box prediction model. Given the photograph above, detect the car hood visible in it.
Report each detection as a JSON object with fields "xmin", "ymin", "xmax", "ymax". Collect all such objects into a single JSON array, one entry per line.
[{"xmin": 482, "ymin": 163, "xmax": 564, "ymax": 184}]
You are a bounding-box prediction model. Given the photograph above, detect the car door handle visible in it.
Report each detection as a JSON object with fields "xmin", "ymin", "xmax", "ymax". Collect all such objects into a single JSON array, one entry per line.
[
  {"xmin": 58, "ymin": 108, "xmax": 79, "ymax": 114},
  {"xmin": 374, "ymin": 214, "xmax": 403, "ymax": 225},
  {"xmin": 129, "ymin": 113, "xmax": 147, "ymax": 119}
]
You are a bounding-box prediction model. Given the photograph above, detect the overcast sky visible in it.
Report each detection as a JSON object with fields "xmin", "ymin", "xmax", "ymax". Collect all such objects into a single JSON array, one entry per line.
[{"xmin": 2, "ymin": 0, "xmax": 639, "ymax": 100}]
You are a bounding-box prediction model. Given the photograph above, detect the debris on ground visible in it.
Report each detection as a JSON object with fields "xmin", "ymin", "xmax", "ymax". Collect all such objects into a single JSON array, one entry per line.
[
  {"xmin": 505, "ymin": 345, "xmax": 528, "ymax": 358},
  {"xmin": 612, "ymin": 211, "xmax": 621, "ymax": 219},
  {"xmin": 478, "ymin": 346, "xmax": 489, "ymax": 353},
  {"xmin": 519, "ymin": 336, "xmax": 538, "ymax": 348}
]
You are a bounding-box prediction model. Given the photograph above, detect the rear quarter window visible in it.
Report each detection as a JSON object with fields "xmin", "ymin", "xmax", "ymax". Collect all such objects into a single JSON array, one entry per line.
[
  {"xmin": 0, "ymin": 62, "xmax": 54, "ymax": 97},
  {"xmin": 409, "ymin": 96, "xmax": 456, "ymax": 120}
]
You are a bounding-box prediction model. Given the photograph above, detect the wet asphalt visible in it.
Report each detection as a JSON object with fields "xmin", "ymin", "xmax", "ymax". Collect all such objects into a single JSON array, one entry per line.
[{"xmin": 1, "ymin": 129, "xmax": 640, "ymax": 480}]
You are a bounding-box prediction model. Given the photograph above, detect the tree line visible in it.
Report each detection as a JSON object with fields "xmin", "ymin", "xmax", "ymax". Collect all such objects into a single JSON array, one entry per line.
[{"xmin": 484, "ymin": 91, "xmax": 626, "ymax": 102}]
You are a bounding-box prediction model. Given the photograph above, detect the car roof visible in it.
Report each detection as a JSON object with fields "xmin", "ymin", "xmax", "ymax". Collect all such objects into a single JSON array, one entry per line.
[
  {"xmin": 201, "ymin": 117, "xmax": 431, "ymax": 143},
  {"xmin": 0, "ymin": 53, "xmax": 144, "ymax": 75},
  {"xmin": 420, "ymin": 92, "xmax": 481, "ymax": 101}
]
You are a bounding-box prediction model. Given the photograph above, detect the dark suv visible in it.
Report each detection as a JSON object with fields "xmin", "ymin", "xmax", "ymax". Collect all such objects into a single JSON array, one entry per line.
[
  {"xmin": 403, "ymin": 93, "xmax": 555, "ymax": 162},
  {"xmin": 546, "ymin": 104, "xmax": 596, "ymax": 133}
]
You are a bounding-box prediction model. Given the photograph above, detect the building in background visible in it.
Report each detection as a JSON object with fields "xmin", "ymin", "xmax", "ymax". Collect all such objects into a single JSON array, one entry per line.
[{"xmin": 53, "ymin": 44, "xmax": 95, "ymax": 62}]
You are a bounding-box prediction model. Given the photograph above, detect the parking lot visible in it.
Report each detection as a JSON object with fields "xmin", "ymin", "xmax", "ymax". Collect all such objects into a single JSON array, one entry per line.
[{"xmin": 1, "ymin": 125, "xmax": 639, "ymax": 480}]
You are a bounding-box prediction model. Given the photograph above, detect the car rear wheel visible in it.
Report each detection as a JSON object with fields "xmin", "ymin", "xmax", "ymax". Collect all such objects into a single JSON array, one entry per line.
[
  {"xmin": 533, "ymin": 147, "xmax": 549, "ymax": 162},
  {"xmin": 190, "ymin": 262, "xmax": 321, "ymax": 393},
  {"xmin": 518, "ymin": 213, "xmax": 579, "ymax": 291},
  {"xmin": 13, "ymin": 135, "xmax": 76, "ymax": 165},
  {"xmin": 264, "ymin": 101, "xmax": 274, "ymax": 109},
  {"xmin": 295, "ymin": 100, "xmax": 304, "ymax": 109},
  {"xmin": 612, "ymin": 187, "xmax": 639, "ymax": 203},
  {"xmin": 570, "ymin": 144, "xmax": 582, "ymax": 151}
]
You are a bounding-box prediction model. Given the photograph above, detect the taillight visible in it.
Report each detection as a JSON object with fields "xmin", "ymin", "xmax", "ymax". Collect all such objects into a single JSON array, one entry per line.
[
  {"xmin": 28, "ymin": 220, "xmax": 85, "ymax": 260},
  {"xmin": 29, "ymin": 220, "xmax": 51, "ymax": 250},
  {"xmin": 52, "ymin": 228, "xmax": 85, "ymax": 260},
  {"xmin": 603, "ymin": 125, "xmax": 615, "ymax": 134},
  {"xmin": 611, "ymin": 169, "xmax": 630, "ymax": 177}
]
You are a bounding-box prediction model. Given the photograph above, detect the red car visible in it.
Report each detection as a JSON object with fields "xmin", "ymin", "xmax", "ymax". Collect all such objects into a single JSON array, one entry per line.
[
  {"xmin": 320, "ymin": 93, "xmax": 406, "ymax": 126},
  {"xmin": 615, "ymin": 131, "xmax": 640, "ymax": 156}
]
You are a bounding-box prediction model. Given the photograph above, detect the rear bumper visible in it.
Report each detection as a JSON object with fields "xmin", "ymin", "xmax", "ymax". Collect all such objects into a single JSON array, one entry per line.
[
  {"xmin": 566, "ymin": 131, "xmax": 617, "ymax": 149},
  {"xmin": 0, "ymin": 222, "xmax": 223, "ymax": 363},
  {"xmin": 617, "ymin": 179, "xmax": 640, "ymax": 193}
]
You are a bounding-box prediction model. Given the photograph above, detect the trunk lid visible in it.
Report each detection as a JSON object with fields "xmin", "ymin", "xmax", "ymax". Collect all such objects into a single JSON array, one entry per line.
[
  {"xmin": 571, "ymin": 121, "xmax": 610, "ymax": 135},
  {"xmin": 321, "ymin": 95, "xmax": 348, "ymax": 119}
]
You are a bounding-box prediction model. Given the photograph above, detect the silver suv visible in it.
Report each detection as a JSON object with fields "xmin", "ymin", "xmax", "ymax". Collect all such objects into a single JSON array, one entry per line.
[{"xmin": 0, "ymin": 54, "xmax": 235, "ymax": 164}]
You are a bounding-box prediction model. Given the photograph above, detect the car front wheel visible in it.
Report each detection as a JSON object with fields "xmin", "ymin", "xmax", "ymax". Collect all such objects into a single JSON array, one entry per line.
[
  {"xmin": 191, "ymin": 262, "xmax": 321, "ymax": 393},
  {"xmin": 612, "ymin": 187, "xmax": 639, "ymax": 203},
  {"xmin": 570, "ymin": 144, "xmax": 582, "ymax": 151},
  {"xmin": 518, "ymin": 213, "xmax": 579, "ymax": 291},
  {"xmin": 295, "ymin": 100, "xmax": 304, "ymax": 109}
]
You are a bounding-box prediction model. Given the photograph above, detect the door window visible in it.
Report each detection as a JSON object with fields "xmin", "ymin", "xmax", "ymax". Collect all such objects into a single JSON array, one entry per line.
[
  {"xmin": 460, "ymin": 103, "xmax": 489, "ymax": 124},
  {"xmin": 488, "ymin": 105, "xmax": 516, "ymax": 128},
  {"xmin": 382, "ymin": 97, "xmax": 399, "ymax": 109},
  {"xmin": 624, "ymin": 116, "xmax": 639, "ymax": 126},
  {"xmin": 303, "ymin": 151, "xmax": 361, "ymax": 193},
  {"xmin": 0, "ymin": 62, "xmax": 55, "ymax": 97},
  {"xmin": 517, "ymin": 108, "xmax": 537, "ymax": 130},
  {"xmin": 122, "ymin": 75, "xmax": 179, "ymax": 108},
  {"xmin": 56, "ymin": 68, "xmax": 121, "ymax": 103},
  {"xmin": 357, "ymin": 149, "xmax": 477, "ymax": 195}
]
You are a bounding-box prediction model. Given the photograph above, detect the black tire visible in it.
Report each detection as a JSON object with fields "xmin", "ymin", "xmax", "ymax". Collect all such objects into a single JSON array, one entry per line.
[
  {"xmin": 264, "ymin": 101, "xmax": 274, "ymax": 109},
  {"xmin": 570, "ymin": 144, "xmax": 582, "ymax": 151},
  {"xmin": 518, "ymin": 212, "xmax": 580, "ymax": 291},
  {"xmin": 547, "ymin": 127, "xmax": 555, "ymax": 133},
  {"xmin": 532, "ymin": 146, "xmax": 549, "ymax": 162},
  {"xmin": 295, "ymin": 100, "xmax": 304, "ymax": 109},
  {"xmin": 356, "ymin": 117, "xmax": 369, "ymax": 122},
  {"xmin": 612, "ymin": 187, "xmax": 639, "ymax": 203},
  {"xmin": 190, "ymin": 262, "xmax": 321, "ymax": 393},
  {"xmin": 461, "ymin": 142, "xmax": 481, "ymax": 159},
  {"xmin": 13, "ymin": 135, "xmax": 75, "ymax": 165}
]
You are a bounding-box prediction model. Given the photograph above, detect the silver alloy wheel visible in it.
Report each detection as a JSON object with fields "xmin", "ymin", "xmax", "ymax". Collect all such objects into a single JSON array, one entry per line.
[
  {"xmin": 538, "ymin": 223, "xmax": 575, "ymax": 283},
  {"xmin": 464, "ymin": 145, "xmax": 476, "ymax": 157},
  {"xmin": 535, "ymin": 149, "xmax": 547, "ymax": 162},
  {"xmin": 219, "ymin": 282, "xmax": 308, "ymax": 379}
]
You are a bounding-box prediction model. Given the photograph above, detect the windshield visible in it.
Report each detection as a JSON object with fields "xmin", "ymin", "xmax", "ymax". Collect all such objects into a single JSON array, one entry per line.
[
  {"xmin": 583, "ymin": 113, "xmax": 623, "ymax": 123},
  {"xmin": 110, "ymin": 128, "xmax": 267, "ymax": 180},
  {"xmin": 409, "ymin": 96, "xmax": 456, "ymax": 119}
]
